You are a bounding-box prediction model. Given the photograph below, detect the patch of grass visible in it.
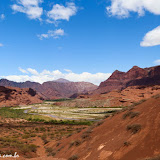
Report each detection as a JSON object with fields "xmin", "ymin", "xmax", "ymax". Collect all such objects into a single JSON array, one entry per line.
[
  {"xmin": 0, "ymin": 107, "xmax": 93, "ymax": 126},
  {"xmin": 44, "ymin": 119, "xmax": 93, "ymax": 126},
  {"xmin": 45, "ymin": 98, "xmax": 73, "ymax": 102},
  {"xmin": 0, "ymin": 107, "xmax": 52, "ymax": 122},
  {"xmin": 126, "ymin": 124, "xmax": 141, "ymax": 134}
]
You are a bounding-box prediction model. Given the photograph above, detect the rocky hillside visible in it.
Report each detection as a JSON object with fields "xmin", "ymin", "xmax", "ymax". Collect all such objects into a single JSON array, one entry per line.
[
  {"xmin": 0, "ymin": 86, "xmax": 42, "ymax": 107},
  {"xmin": 0, "ymin": 79, "xmax": 97, "ymax": 100},
  {"xmin": 49, "ymin": 95, "xmax": 160, "ymax": 160},
  {"xmin": 95, "ymin": 65, "xmax": 160, "ymax": 94}
]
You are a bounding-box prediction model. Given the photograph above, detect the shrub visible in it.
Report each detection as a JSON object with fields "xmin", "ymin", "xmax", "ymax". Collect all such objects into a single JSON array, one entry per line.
[
  {"xmin": 46, "ymin": 147, "xmax": 56, "ymax": 157},
  {"xmin": 81, "ymin": 133, "xmax": 89, "ymax": 139},
  {"xmin": 126, "ymin": 124, "xmax": 141, "ymax": 134},
  {"xmin": 122, "ymin": 111, "xmax": 140, "ymax": 119},
  {"xmin": 69, "ymin": 141, "xmax": 75, "ymax": 148},
  {"xmin": 144, "ymin": 155, "xmax": 160, "ymax": 160},
  {"xmin": 131, "ymin": 99, "xmax": 146, "ymax": 107},
  {"xmin": 95, "ymin": 120, "xmax": 104, "ymax": 126},
  {"xmin": 74, "ymin": 140, "xmax": 81, "ymax": 146},
  {"xmin": 28, "ymin": 144, "xmax": 37, "ymax": 152},
  {"xmin": 68, "ymin": 155, "xmax": 79, "ymax": 160},
  {"xmin": 70, "ymin": 140, "xmax": 81, "ymax": 148},
  {"xmin": 124, "ymin": 141, "xmax": 131, "ymax": 146},
  {"xmin": 56, "ymin": 142, "xmax": 61, "ymax": 147},
  {"xmin": 151, "ymin": 94, "xmax": 160, "ymax": 99}
]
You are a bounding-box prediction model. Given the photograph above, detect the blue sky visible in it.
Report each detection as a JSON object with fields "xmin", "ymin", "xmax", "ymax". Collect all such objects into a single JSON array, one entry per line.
[{"xmin": 0, "ymin": 0, "xmax": 160, "ymax": 85}]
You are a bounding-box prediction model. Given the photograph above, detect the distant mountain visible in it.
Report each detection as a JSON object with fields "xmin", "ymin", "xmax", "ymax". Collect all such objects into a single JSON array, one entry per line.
[
  {"xmin": 0, "ymin": 79, "xmax": 97, "ymax": 100},
  {"xmin": 94, "ymin": 65, "xmax": 160, "ymax": 94},
  {"xmin": 52, "ymin": 78, "xmax": 71, "ymax": 83},
  {"xmin": 0, "ymin": 86, "xmax": 42, "ymax": 107}
]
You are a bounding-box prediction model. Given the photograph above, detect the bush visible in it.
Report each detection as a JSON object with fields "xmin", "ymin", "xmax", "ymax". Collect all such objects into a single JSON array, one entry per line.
[
  {"xmin": 70, "ymin": 140, "xmax": 81, "ymax": 148},
  {"xmin": 127, "ymin": 124, "xmax": 141, "ymax": 134},
  {"xmin": 68, "ymin": 155, "xmax": 79, "ymax": 160},
  {"xmin": 74, "ymin": 140, "xmax": 81, "ymax": 146},
  {"xmin": 131, "ymin": 99, "xmax": 146, "ymax": 107},
  {"xmin": 122, "ymin": 111, "xmax": 140, "ymax": 119},
  {"xmin": 124, "ymin": 141, "xmax": 131, "ymax": 146},
  {"xmin": 46, "ymin": 147, "xmax": 56, "ymax": 157},
  {"xmin": 151, "ymin": 94, "xmax": 160, "ymax": 99},
  {"xmin": 144, "ymin": 155, "xmax": 160, "ymax": 160}
]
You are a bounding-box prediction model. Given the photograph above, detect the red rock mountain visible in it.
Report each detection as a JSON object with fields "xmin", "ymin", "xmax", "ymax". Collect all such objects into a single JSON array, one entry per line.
[
  {"xmin": 0, "ymin": 86, "xmax": 42, "ymax": 107},
  {"xmin": 0, "ymin": 79, "xmax": 97, "ymax": 100},
  {"xmin": 95, "ymin": 65, "xmax": 160, "ymax": 94}
]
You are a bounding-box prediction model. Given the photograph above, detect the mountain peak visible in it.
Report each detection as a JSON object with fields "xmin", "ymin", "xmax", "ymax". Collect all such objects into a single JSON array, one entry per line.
[{"xmin": 53, "ymin": 78, "xmax": 71, "ymax": 83}]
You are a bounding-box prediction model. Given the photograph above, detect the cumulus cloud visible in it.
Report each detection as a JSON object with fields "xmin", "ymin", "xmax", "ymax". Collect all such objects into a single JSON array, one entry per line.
[
  {"xmin": 107, "ymin": 0, "xmax": 160, "ymax": 18},
  {"xmin": 106, "ymin": 0, "xmax": 160, "ymax": 47},
  {"xmin": 2, "ymin": 68, "xmax": 111, "ymax": 85},
  {"xmin": 0, "ymin": 43, "xmax": 3, "ymax": 47},
  {"xmin": 0, "ymin": 14, "xmax": 5, "ymax": 20},
  {"xmin": 140, "ymin": 26, "xmax": 160, "ymax": 47},
  {"xmin": 154, "ymin": 59, "xmax": 160, "ymax": 65},
  {"xmin": 11, "ymin": 0, "xmax": 43, "ymax": 20},
  {"xmin": 37, "ymin": 29, "xmax": 65, "ymax": 40},
  {"xmin": 47, "ymin": 2, "xmax": 77, "ymax": 22}
]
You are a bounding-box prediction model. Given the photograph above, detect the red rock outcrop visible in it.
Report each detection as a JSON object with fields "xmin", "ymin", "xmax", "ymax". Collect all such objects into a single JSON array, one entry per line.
[
  {"xmin": 0, "ymin": 86, "xmax": 43, "ymax": 107},
  {"xmin": 95, "ymin": 65, "xmax": 160, "ymax": 94}
]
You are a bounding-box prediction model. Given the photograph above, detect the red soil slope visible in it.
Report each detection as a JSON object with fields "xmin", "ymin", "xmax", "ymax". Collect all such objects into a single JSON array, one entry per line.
[
  {"xmin": 0, "ymin": 86, "xmax": 42, "ymax": 107},
  {"xmin": 48, "ymin": 95, "xmax": 160, "ymax": 160}
]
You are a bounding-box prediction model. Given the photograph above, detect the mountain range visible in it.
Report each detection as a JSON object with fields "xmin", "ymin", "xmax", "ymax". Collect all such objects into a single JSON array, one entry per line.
[{"xmin": 0, "ymin": 78, "xmax": 97, "ymax": 100}]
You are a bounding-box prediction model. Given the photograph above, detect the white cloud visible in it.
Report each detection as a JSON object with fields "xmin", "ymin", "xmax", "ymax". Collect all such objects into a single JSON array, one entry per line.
[
  {"xmin": 154, "ymin": 59, "xmax": 160, "ymax": 65},
  {"xmin": 38, "ymin": 29, "xmax": 65, "ymax": 40},
  {"xmin": 11, "ymin": 0, "xmax": 43, "ymax": 20},
  {"xmin": 106, "ymin": 0, "xmax": 160, "ymax": 47},
  {"xmin": 0, "ymin": 43, "xmax": 3, "ymax": 47},
  {"xmin": 64, "ymin": 69, "xmax": 72, "ymax": 73},
  {"xmin": 27, "ymin": 68, "xmax": 39, "ymax": 75},
  {"xmin": 47, "ymin": 2, "xmax": 77, "ymax": 22},
  {"xmin": 1, "ymin": 68, "xmax": 111, "ymax": 85},
  {"xmin": 19, "ymin": 67, "xmax": 28, "ymax": 74},
  {"xmin": 0, "ymin": 14, "xmax": 5, "ymax": 20},
  {"xmin": 107, "ymin": 0, "xmax": 160, "ymax": 18},
  {"xmin": 140, "ymin": 26, "xmax": 160, "ymax": 47}
]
